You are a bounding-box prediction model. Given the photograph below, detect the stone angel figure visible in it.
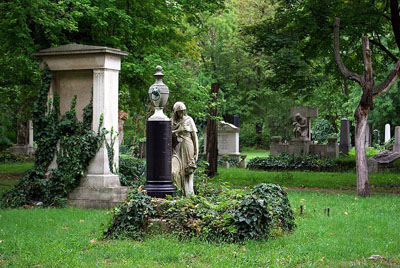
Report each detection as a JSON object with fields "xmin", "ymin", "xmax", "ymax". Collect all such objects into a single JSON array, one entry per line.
[{"xmin": 171, "ymin": 102, "xmax": 198, "ymax": 196}]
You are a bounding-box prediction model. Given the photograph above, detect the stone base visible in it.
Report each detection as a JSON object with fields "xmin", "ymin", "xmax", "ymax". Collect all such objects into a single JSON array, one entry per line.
[
  {"xmin": 288, "ymin": 140, "xmax": 311, "ymax": 155},
  {"xmin": 67, "ymin": 174, "xmax": 129, "ymax": 209},
  {"xmin": 9, "ymin": 144, "xmax": 35, "ymax": 155}
]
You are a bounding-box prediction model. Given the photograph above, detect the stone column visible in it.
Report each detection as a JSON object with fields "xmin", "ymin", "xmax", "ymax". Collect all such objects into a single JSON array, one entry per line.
[
  {"xmin": 33, "ymin": 44, "xmax": 128, "ymax": 209},
  {"xmin": 28, "ymin": 120, "xmax": 34, "ymax": 148},
  {"xmin": 385, "ymin": 124, "xmax": 391, "ymax": 143},
  {"xmin": 394, "ymin": 126, "xmax": 400, "ymax": 153},
  {"xmin": 339, "ymin": 118, "xmax": 351, "ymax": 154},
  {"xmin": 365, "ymin": 123, "xmax": 371, "ymax": 147}
]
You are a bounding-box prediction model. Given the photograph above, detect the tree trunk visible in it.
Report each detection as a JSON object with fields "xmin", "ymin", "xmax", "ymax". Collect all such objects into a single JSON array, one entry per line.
[
  {"xmin": 206, "ymin": 83, "xmax": 219, "ymax": 177},
  {"xmin": 354, "ymin": 104, "xmax": 370, "ymax": 196}
]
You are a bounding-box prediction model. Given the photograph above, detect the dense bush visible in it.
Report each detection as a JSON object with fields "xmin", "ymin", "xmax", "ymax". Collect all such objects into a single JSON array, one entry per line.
[
  {"xmin": 103, "ymin": 183, "xmax": 296, "ymax": 242},
  {"xmin": 118, "ymin": 156, "xmax": 146, "ymax": 187},
  {"xmin": 312, "ymin": 119, "xmax": 336, "ymax": 144},
  {"xmin": 0, "ymin": 150, "xmax": 34, "ymax": 164},
  {"xmin": 248, "ymin": 154, "xmax": 355, "ymax": 172}
]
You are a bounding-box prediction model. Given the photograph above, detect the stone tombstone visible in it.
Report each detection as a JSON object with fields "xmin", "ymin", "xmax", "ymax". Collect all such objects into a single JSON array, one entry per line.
[
  {"xmin": 33, "ymin": 44, "xmax": 128, "ymax": 209},
  {"xmin": 10, "ymin": 120, "xmax": 35, "ymax": 154},
  {"xmin": 233, "ymin": 115, "xmax": 240, "ymax": 128},
  {"xmin": 339, "ymin": 118, "xmax": 351, "ymax": 154},
  {"xmin": 218, "ymin": 121, "xmax": 240, "ymax": 160},
  {"xmin": 290, "ymin": 106, "xmax": 318, "ymax": 141},
  {"xmin": 394, "ymin": 126, "xmax": 400, "ymax": 153},
  {"xmin": 385, "ymin": 124, "xmax": 391, "ymax": 143}
]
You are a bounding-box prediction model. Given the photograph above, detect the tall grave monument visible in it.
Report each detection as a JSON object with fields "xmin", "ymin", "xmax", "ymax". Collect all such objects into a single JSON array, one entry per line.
[
  {"xmin": 34, "ymin": 44, "xmax": 129, "ymax": 208},
  {"xmin": 144, "ymin": 66, "xmax": 176, "ymax": 197}
]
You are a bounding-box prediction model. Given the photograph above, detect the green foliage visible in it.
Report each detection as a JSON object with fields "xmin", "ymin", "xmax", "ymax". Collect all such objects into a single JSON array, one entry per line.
[
  {"xmin": 248, "ymin": 154, "xmax": 355, "ymax": 172},
  {"xmin": 0, "ymin": 67, "xmax": 103, "ymax": 208},
  {"xmin": 118, "ymin": 156, "xmax": 146, "ymax": 187},
  {"xmin": 104, "ymin": 183, "xmax": 296, "ymax": 242},
  {"xmin": 312, "ymin": 119, "xmax": 336, "ymax": 144},
  {"xmin": 104, "ymin": 189, "xmax": 155, "ymax": 240},
  {"xmin": 0, "ymin": 150, "xmax": 34, "ymax": 164}
]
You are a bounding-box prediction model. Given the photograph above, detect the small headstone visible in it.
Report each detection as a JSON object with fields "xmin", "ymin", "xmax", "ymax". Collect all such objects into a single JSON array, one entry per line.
[
  {"xmin": 368, "ymin": 150, "xmax": 400, "ymax": 173},
  {"xmin": 339, "ymin": 118, "xmax": 351, "ymax": 154},
  {"xmin": 233, "ymin": 115, "xmax": 240, "ymax": 128},
  {"xmin": 238, "ymin": 155, "xmax": 247, "ymax": 168},
  {"xmin": 385, "ymin": 124, "xmax": 391, "ymax": 143},
  {"xmin": 394, "ymin": 126, "xmax": 400, "ymax": 153}
]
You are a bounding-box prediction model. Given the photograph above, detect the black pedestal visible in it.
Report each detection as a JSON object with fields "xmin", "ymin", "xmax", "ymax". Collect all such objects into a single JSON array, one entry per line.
[{"xmin": 144, "ymin": 120, "xmax": 176, "ymax": 198}]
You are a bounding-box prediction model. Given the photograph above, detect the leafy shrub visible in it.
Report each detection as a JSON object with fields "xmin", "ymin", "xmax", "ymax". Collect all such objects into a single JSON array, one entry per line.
[
  {"xmin": 104, "ymin": 183, "xmax": 296, "ymax": 242},
  {"xmin": 248, "ymin": 154, "xmax": 355, "ymax": 172},
  {"xmin": 118, "ymin": 156, "xmax": 146, "ymax": 187},
  {"xmin": 104, "ymin": 189, "xmax": 155, "ymax": 239},
  {"xmin": 312, "ymin": 119, "xmax": 336, "ymax": 144}
]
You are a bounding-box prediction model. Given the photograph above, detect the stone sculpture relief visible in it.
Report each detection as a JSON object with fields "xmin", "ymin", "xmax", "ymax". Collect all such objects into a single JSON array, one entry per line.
[
  {"xmin": 171, "ymin": 102, "xmax": 198, "ymax": 196},
  {"xmin": 292, "ymin": 113, "xmax": 308, "ymax": 139}
]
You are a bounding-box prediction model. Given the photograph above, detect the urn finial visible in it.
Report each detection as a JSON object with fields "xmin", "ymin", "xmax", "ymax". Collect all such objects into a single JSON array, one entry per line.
[{"xmin": 148, "ymin": 65, "xmax": 169, "ymax": 120}]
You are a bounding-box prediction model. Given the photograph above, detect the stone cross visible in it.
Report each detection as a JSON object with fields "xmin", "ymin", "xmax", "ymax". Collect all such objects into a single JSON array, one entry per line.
[
  {"xmin": 339, "ymin": 118, "xmax": 351, "ymax": 154},
  {"xmin": 394, "ymin": 126, "xmax": 400, "ymax": 153},
  {"xmin": 385, "ymin": 123, "xmax": 391, "ymax": 143}
]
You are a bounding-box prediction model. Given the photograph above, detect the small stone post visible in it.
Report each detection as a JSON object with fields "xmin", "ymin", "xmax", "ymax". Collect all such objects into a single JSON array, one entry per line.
[
  {"xmin": 339, "ymin": 118, "xmax": 351, "ymax": 154},
  {"xmin": 394, "ymin": 126, "xmax": 400, "ymax": 153},
  {"xmin": 385, "ymin": 124, "xmax": 391, "ymax": 143},
  {"xmin": 365, "ymin": 123, "xmax": 371, "ymax": 146}
]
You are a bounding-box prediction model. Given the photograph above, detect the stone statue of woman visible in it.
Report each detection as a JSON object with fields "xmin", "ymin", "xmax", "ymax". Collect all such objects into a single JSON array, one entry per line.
[{"xmin": 171, "ymin": 102, "xmax": 198, "ymax": 196}]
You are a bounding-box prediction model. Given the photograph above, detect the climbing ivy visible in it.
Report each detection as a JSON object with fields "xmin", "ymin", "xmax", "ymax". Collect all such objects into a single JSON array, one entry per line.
[{"xmin": 0, "ymin": 66, "xmax": 104, "ymax": 207}]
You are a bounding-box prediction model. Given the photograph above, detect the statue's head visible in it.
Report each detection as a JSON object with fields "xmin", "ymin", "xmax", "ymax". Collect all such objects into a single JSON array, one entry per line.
[{"xmin": 173, "ymin": 102, "xmax": 186, "ymax": 113}]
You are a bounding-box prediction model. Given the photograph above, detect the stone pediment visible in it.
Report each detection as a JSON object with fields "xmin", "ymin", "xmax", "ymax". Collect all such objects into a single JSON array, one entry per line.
[
  {"xmin": 218, "ymin": 121, "xmax": 239, "ymax": 133},
  {"xmin": 290, "ymin": 106, "xmax": 318, "ymax": 118},
  {"xmin": 33, "ymin": 44, "xmax": 128, "ymax": 56}
]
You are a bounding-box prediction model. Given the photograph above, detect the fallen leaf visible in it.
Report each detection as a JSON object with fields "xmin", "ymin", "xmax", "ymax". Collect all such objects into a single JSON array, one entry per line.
[
  {"xmin": 354, "ymin": 197, "xmax": 358, "ymax": 200},
  {"xmin": 369, "ymin": 255, "xmax": 384, "ymax": 260},
  {"xmin": 318, "ymin": 256, "xmax": 325, "ymax": 262},
  {"xmin": 367, "ymin": 226, "xmax": 372, "ymax": 228},
  {"xmin": 344, "ymin": 212, "xmax": 348, "ymax": 215},
  {"xmin": 61, "ymin": 226, "xmax": 68, "ymax": 230},
  {"xmin": 89, "ymin": 239, "xmax": 97, "ymax": 244},
  {"xmin": 80, "ymin": 220, "xmax": 84, "ymax": 223}
]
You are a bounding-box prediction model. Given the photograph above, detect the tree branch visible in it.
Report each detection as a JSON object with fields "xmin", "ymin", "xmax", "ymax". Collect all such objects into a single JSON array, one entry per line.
[
  {"xmin": 390, "ymin": 0, "xmax": 400, "ymax": 51},
  {"xmin": 373, "ymin": 58, "xmax": 400, "ymax": 97},
  {"xmin": 369, "ymin": 38, "xmax": 397, "ymax": 62},
  {"xmin": 333, "ymin": 17, "xmax": 362, "ymax": 84}
]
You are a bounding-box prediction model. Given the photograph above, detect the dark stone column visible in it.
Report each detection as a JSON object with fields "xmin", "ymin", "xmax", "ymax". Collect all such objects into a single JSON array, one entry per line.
[{"xmin": 339, "ymin": 118, "xmax": 351, "ymax": 154}]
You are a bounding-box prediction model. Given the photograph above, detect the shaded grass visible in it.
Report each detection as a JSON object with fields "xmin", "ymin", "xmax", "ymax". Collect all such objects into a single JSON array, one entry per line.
[
  {"xmin": 0, "ymin": 162, "xmax": 33, "ymax": 174},
  {"xmin": 241, "ymin": 149, "xmax": 269, "ymax": 160},
  {"xmin": 0, "ymin": 190, "xmax": 399, "ymax": 267},
  {"xmin": 213, "ymin": 168, "xmax": 400, "ymax": 192}
]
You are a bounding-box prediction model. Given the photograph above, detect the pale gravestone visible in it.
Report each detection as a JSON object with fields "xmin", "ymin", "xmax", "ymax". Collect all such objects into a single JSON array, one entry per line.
[
  {"xmin": 33, "ymin": 44, "xmax": 129, "ymax": 209},
  {"xmin": 385, "ymin": 124, "xmax": 391, "ymax": 143},
  {"xmin": 204, "ymin": 121, "xmax": 240, "ymax": 161},
  {"xmin": 394, "ymin": 126, "xmax": 400, "ymax": 153},
  {"xmin": 339, "ymin": 118, "xmax": 351, "ymax": 154}
]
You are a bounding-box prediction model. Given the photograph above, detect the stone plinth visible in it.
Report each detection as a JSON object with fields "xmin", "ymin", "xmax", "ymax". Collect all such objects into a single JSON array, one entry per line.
[
  {"xmin": 339, "ymin": 118, "xmax": 351, "ymax": 154},
  {"xmin": 34, "ymin": 44, "xmax": 129, "ymax": 209},
  {"xmin": 270, "ymin": 136, "xmax": 288, "ymax": 157},
  {"xmin": 288, "ymin": 140, "xmax": 311, "ymax": 156},
  {"xmin": 310, "ymin": 137, "xmax": 338, "ymax": 158},
  {"xmin": 10, "ymin": 120, "xmax": 35, "ymax": 155}
]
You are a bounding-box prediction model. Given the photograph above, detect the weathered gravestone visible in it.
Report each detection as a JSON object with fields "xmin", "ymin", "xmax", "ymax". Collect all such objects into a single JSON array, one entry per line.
[
  {"xmin": 385, "ymin": 124, "xmax": 391, "ymax": 143},
  {"xmin": 270, "ymin": 106, "xmax": 338, "ymax": 158},
  {"xmin": 10, "ymin": 120, "xmax": 35, "ymax": 154},
  {"xmin": 204, "ymin": 121, "xmax": 240, "ymax": 161},
  {"xmin": 34, "ymin": 44, "xmax": 129, "ymax": 209},
  {"xmin": 394, "ymin": 126, "xmax": 400, "ymax": 153},
  {"xmin": 368, "ymin": 150, "xmax": 400, "ymax": 173},
  {"xmin": 339, "ymin": 118, "xmax": 351, "ymax": 154}
]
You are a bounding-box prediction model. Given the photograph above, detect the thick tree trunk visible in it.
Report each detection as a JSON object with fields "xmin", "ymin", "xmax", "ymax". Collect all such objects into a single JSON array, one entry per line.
[
  {"xmin": 206, "ymin": 83, "xmax": 219, "ymax": 177},
  {"xmin": 354, "ymin": 105, "xmax": 370, "ymax": 196}
]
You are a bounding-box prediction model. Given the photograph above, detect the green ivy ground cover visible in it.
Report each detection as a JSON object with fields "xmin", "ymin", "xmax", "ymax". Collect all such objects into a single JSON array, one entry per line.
[{"xmin": 0, "ymin": 190, "xmax": 399, "ymax": 267}]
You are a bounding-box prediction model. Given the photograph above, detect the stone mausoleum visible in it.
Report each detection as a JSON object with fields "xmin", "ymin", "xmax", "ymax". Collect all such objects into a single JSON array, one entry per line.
[{"xmin": 270, "ymin": 106, "xmax": 338, "ymax": 158}]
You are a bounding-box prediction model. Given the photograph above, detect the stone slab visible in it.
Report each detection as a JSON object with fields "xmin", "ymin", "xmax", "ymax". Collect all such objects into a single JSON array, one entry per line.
[
  {"xmin": 290, "ymin": 106, "xmax": 318, "ymax": 118},
  {"xmin": 68, "ymin": 186, "xmax": 129, "ymax": 209}
]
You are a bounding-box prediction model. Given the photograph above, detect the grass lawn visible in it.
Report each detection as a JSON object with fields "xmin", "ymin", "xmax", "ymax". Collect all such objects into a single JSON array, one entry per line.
[
  {"xmin": 241, "ymin": 148, "xmax": 269, "ymax": 160},
  {"xmin": 214, "ymin": 168, "xmax": 400, "ymax": 193},
  {"xmin": 0, "ymin": 162, "xmax": 34, "ymax": 174},
  {"xmin": 0, "ymin": 190, "xmax": 399, "ymax": 267}
]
